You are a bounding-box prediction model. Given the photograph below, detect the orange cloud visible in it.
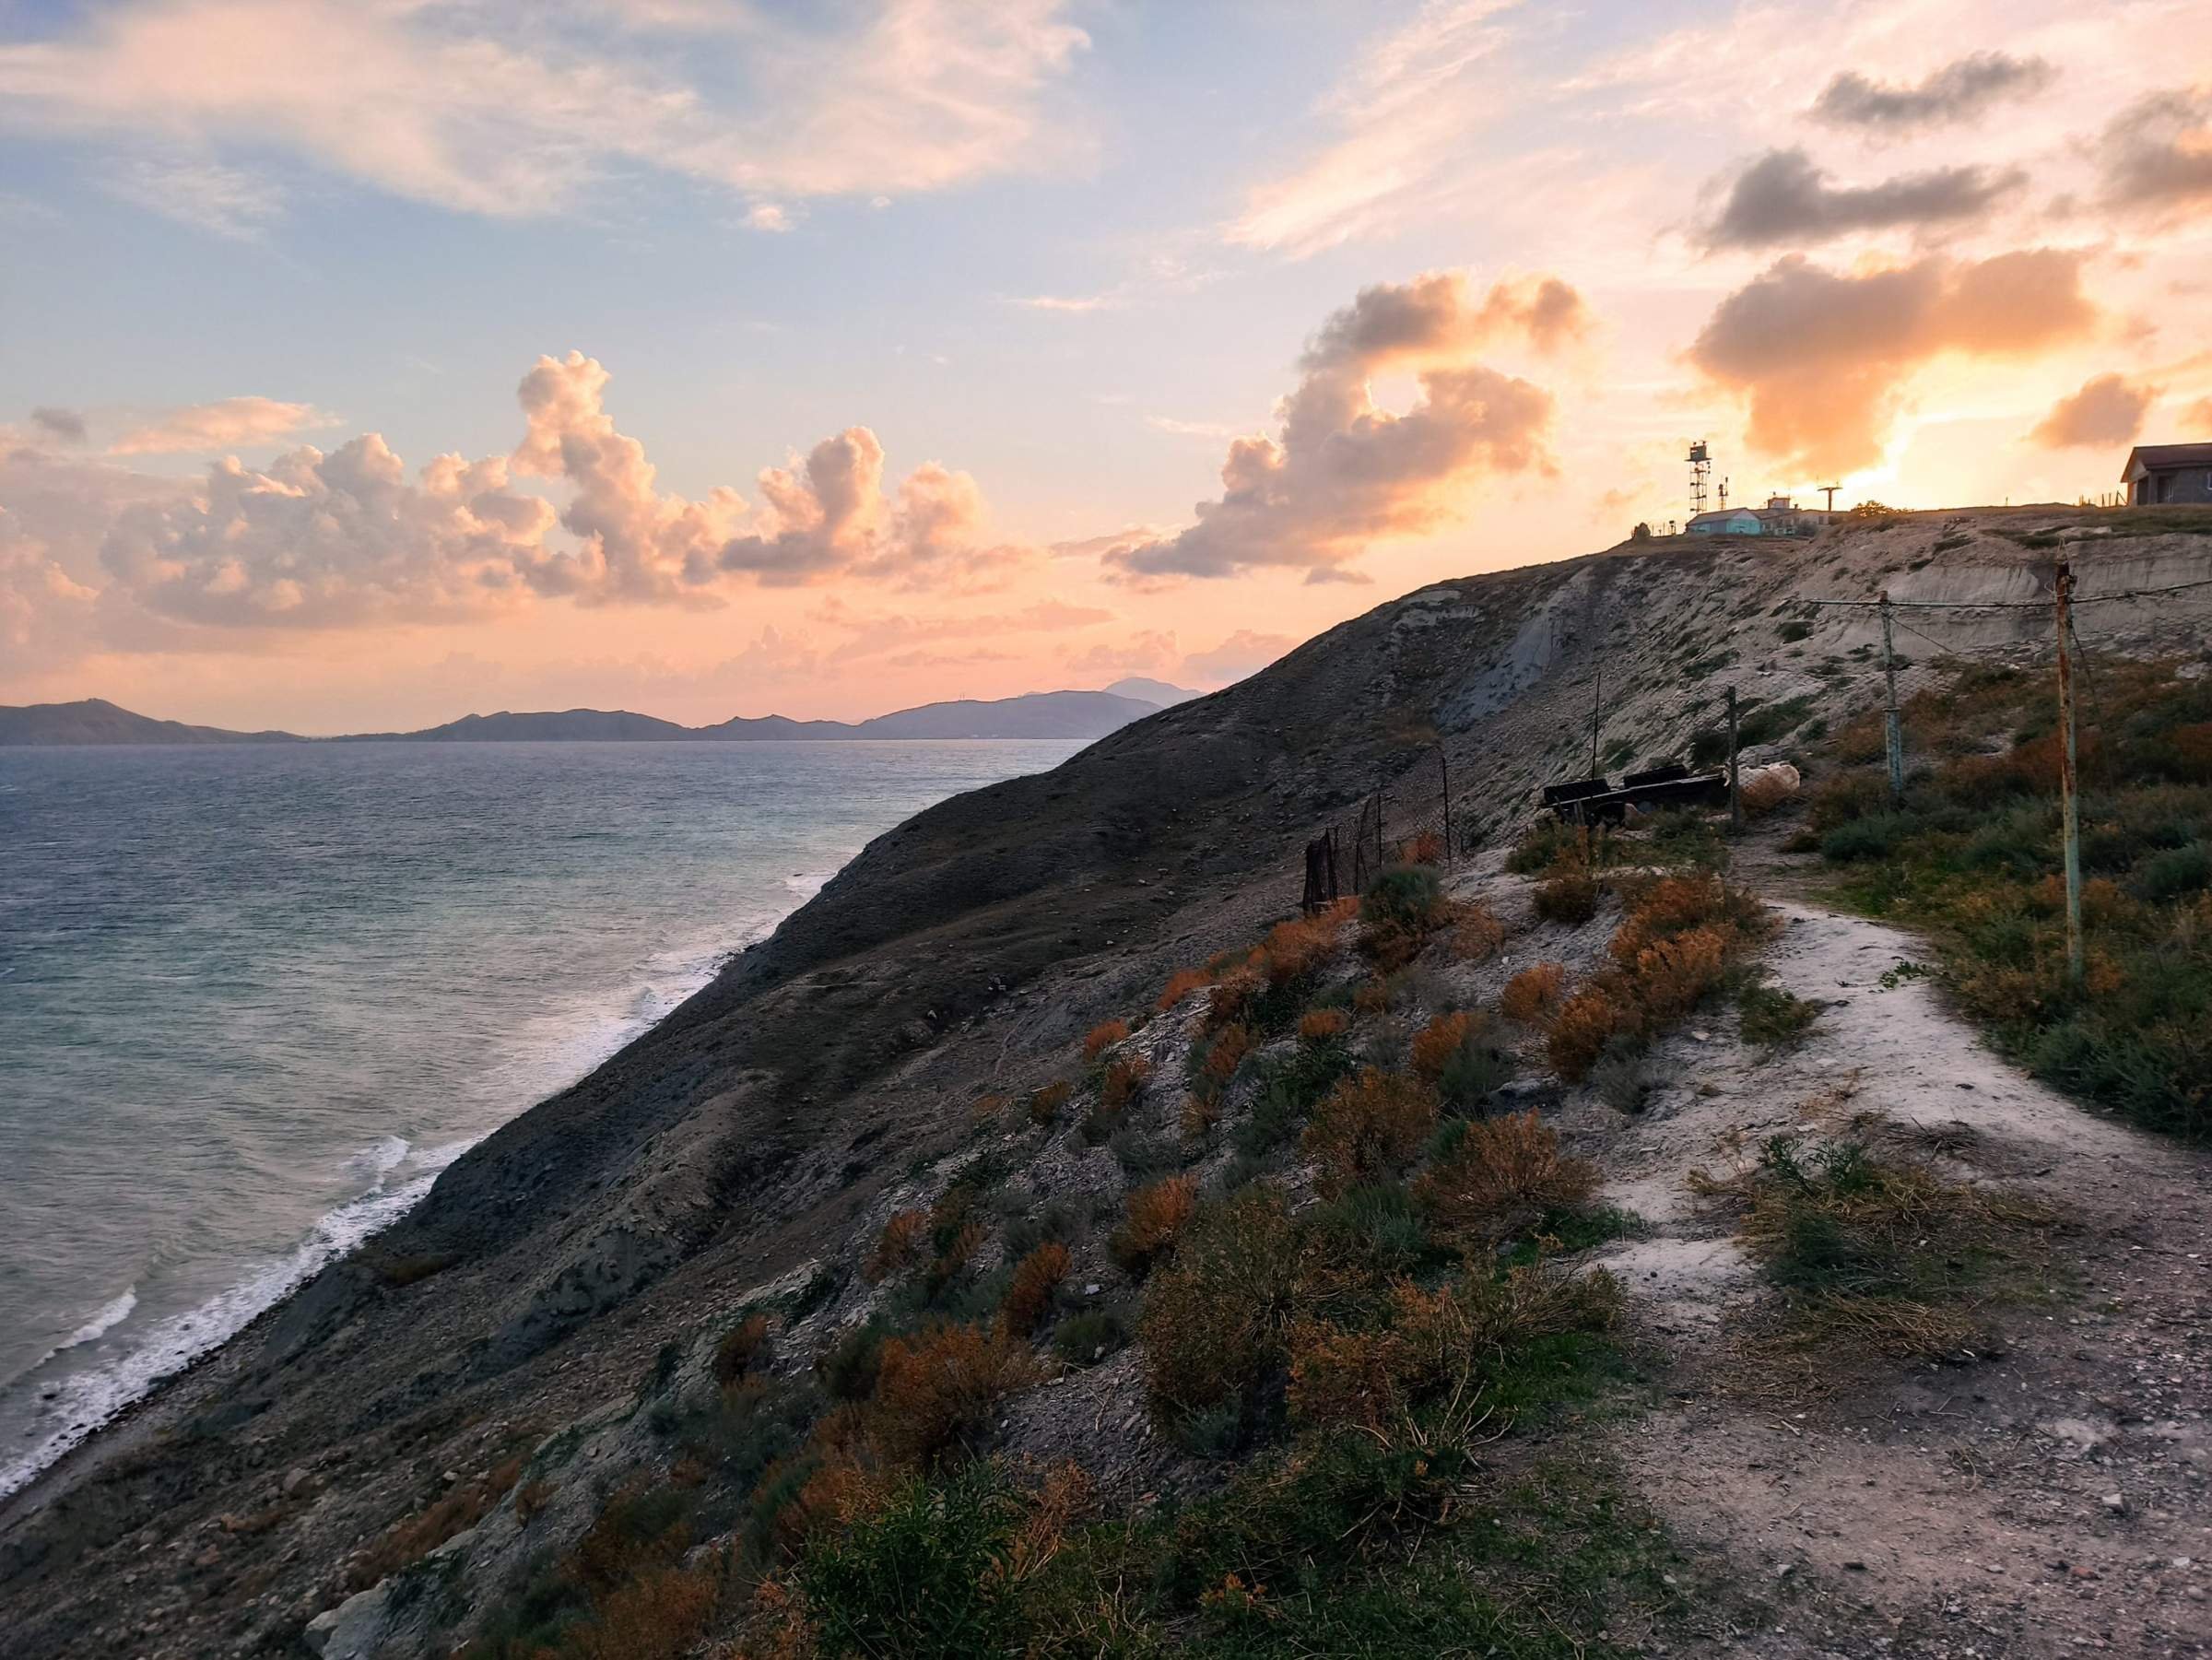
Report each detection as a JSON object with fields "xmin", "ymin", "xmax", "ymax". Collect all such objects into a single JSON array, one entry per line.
[
  {"xmin": 1108, "ymin": 272, "xmax": 1578, "ymax": 583},
  {"xmin": 1688, "ymin": 249, "xmax": 2097, "ymax": 475},
  {"xmin": 2030, "ymin": 373, "xmax": 2153, "ymax": 449},
  {"xmin": 110, "ymin": 396, "xmax": 336, "ymax": 454}
]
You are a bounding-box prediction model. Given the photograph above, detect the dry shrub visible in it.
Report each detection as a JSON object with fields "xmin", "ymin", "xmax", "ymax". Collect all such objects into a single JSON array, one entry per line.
[
  {"xmin": 871, "ymin": 1322, "xmax": 1036, "ymax": 1467},
  {"xmin": 513, "ymin": 1478, "xmax": 554, "ymax": 1528},
  {"xmin": 1401, "ymin": 829, "xmax": 1445, "ymax": 865},
  {"xmin": 999, "ymin": 1242, "xmax": 1071, "ymax": 1337},
  {"xmin": 1100, "ymin": 1054, "xmax": 1151, "ymax": 1113},
  {"xmin": 1415, "ymin": 1110, "xmax": 1595, "ymax": 1244},
  {"xmin": 1206, "ymin": 966, "xmax": 1263, "ymax": 1030},
  {"xmin": 1030, "ymin": 1080, "xmax": 1072, "ymax": 1125},
  {"xmin": 1259, "ymin": 900, "xmax": 1355, "ymax": 987},
  {"xmin": 1300, "ymin": 1068, "xmax": 1439, "ymax": 1197},
  {"xmin": 1299, "ymin": 1007, "xmax": 1350, "ymax": 1042},
  {"xmin": 1628, "ymin": 926, "xmax": 1729, "ymax": 1026},
  {"xmin": 1180, "ymin": 1091, "xmax": 1221, "ymax": 1140},
  {"xmin": 1004, "ymin": 1461, "xmax": 1095, "ymax": 1585},
  {"xmin": 1083, "ymin": 1018, "xmax": 1130, "ymax": 1062},
  {"xmin": 1357, "ymin": 919, "xmax": 1425, "ymax": 973},
  {"xmin": 1533, "ymin": 865, "xmax": 1600, "ymax": 925},
  {"xmin": 1409, "ymin": 1010, "xmax": 1470, "ymax": 1081},
  {"xmin": 1352, "ymin": 978, "xmax": 1391, "ymax": 1015},
  {"xmin": 968, "ymin": 1093, "xmax": 1009, "ymax": 1131},
  {"xmin": 1500, "ymin": 961, "xmax": 1566, "ymax": 1024},
  {"xmin": 714, "ymin": 1312, "xmax": 771, "ymax": 1388},
  {"xmin": 1139, "ymin": 1189, "xmax": 1305, "ymax": 1416},
  {"xmin": 1110, "ymin": 1174, "xmax": 1197, "ymax": 1275},
  {"xmin": 1450, "ymin": 901, "xmax": 1508, "ymax": 961},
  {"xmin": 864, "ymin": 1209, "xmax": 929, "ymax": 1284},
  {"xmin": 1202, "ymin": 1022, "xmax": 1254, "ymax": 1087},
  {"xmin": 575, "ymin": 1560, "xmax": 723, "ymax": 1660},
  {"xmin": 1157, "ymin": 966, "xmax": 1214, "ymax": 1012},
  {"xmin": 1287, "ymin": 1320, "xmax": 1406, "ymax": 1430},
  {"xmin": 1546, "ymin": 983, "xmax": 1635, "ymax": 1081},
  {"xmin": 1608, "ymin": 872, "xmax": 1766, "ymax": 966},
  {"xmin": 925, "ymin": 1219, "xmax": 988, "ymax": 1294}
]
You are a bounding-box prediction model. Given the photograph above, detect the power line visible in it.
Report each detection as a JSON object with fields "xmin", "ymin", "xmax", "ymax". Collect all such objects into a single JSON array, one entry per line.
[{"xmin": 1803, "ymin": 573, "xmax": 2212, "ymax": 613}]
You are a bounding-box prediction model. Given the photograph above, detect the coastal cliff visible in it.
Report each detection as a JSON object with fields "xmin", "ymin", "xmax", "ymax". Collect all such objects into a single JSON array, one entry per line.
[{"xmin": 5, "ymin": 507, "xmax": 2211, "ymax": 1659}]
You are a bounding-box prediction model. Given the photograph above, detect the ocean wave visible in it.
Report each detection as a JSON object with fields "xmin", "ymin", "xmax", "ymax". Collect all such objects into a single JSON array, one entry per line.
[
  {"xmin": 0, "ymin": 1170, "xmax": 436, "ymax": 1502},
  {"xmin": 63, "ymin": 1287, "xmax": 138, "ymax": 1350}
]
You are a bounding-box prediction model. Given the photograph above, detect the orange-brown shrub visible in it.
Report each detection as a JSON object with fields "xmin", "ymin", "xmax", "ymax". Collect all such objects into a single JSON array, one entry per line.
[
  {"xmin": 1206, "ymin": 965, "xmax": 1263, "ymax": 1030},
  {"xmin": 1401, "ymin": 829, "xmax": 1445, "ymax": 865},
  {"xmin": 1628, "ymin": 925, "xmax": 1728, "ymax": 1026},
  {"xmin": 1158, "ymin": 965, "xmax": 1214, "ymax": 1012},
  {"xmin": 870, "ymin": 1321, "xmax": 1036, "ymax": 1467},
  {"xmin": 1180, "ymin": 1091, "xmax": 1221, "ymax": 1140},
  {"xmin": 1500, "ymin": 961, "xmax": 1566, "ymax": 1024},
  {"xmin": 1138, "ymin": 1188, "xmax": 1305, "ymax": 1416},
  {"xmin": 1546, "ymin": 982, "xmax": 1635, "ymax": 1081},
  {"xmin": 999, "ymin": 1241, "xmax": 1071, "ymax": 1337},
  {"xmin": 1607, "ymin": 873, "xmax": 1766, "ymax": 965},
  {"xmin": 1300, "ymin": 1068, "xmax": 1439, "ymax": 1197},
  {"xmin": 1356, "ymin": 919, "xmax": 1425, "ymax": 973},
  {"xmin": 1100, "ymin": 1054, "xmax": 1151, "ymax": 1112},
  {"xmin": 1299, "ymin": 1006, "xmax": 1350, "ymax": 1042},
  {"xmin": 1083, "ymin": 1018, "xmax": 1130, "ymax": 1062},
  {"xmin": 1450, "ymin": 901, "xmax": 1508, "ymax": 961},
  {"xmin": 864, "ymin": 1209, "xmax": 929, "ymax": 1284},
  {"xmin": 352, "ymin": 1454, "xmax": 530, "ymax": 1587},
  {"xmin": 968, "ymin": 1092, "xmax": 1009, "ymax": 1131},
  {"xmin": 1202, "ymin": 1022, "xmax": 1254, "ymax": 1088},
  {"xmin": 1111, "ymin": 1174, "xmax": 1197, "ymax": 1274},
  {"xmin": 714, "ymin": 1312, "xmax": 771, "ymax": 1388},
  {"xmin": 1414, "ymin": 1110, "xmax": 1596, "ymax": 1244},
  {"xmin": 574, "ymin": 1560, "xmax": 723, "ymax": 1660},
  {"xmin": 1352, "ymin": 978, "xmax": 1391, "ymax": 1015},
  {"xmin": 1030, "ymin": 1080, "xmax": 1072, "ymax": 1124},
  {"xmin": 1409, "ymin": 1011, "xmax": 1471, "ymax": 1081},
  {"xmin": 1287, "ymin": 1319, "xmax": 1407, "ymax": 1430},
  {"xmin": 1259, "ymin": 899, "xmax": 1355, "ymax": 987}
]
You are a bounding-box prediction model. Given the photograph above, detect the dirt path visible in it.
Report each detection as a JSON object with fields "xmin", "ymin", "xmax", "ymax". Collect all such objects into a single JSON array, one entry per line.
[{"xmin": 1591, "ymin": 894, "xmax": 2212, "ymax": 1656}]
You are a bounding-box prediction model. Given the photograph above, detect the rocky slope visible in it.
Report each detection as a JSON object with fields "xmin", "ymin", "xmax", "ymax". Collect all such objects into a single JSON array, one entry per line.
[{"xmin": 2, "ymin": 505, "xmax": 2209, "ymax": 1659}]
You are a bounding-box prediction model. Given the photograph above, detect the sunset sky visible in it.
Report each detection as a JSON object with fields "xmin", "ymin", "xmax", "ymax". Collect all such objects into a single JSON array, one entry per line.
[{"xmin": 3, "ymin": 0, "xmax": 2208, "ymax": 731}]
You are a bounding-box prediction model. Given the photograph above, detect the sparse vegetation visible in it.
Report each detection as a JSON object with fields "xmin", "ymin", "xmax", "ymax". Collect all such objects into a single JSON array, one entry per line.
[
  {"xmin": 1081, "ymin": 1018, "xmax": 1129, "ymax": 1062},
  {"xmin": 1738, "ymin": 981, "xmax": 1824, "ymax": 1047},
  {"xmin": 1807, "ymin": 657, "xmax": 2212, "ymax": 1136},
  {"xmin": 1500, "ymin": 960, "xmax": 1566, "ymax": 1024}
]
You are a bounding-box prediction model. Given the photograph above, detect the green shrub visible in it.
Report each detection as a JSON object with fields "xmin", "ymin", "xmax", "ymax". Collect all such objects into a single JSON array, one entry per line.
[
  {"xmin": 799, "ymin": 1466, "xmax": 1021, "ymax": 1658},
  {"xmin": 1361, "ymin": 864, "xmax": 1446, "ymax": 930},
  {"xmin": 2136, "ymin": 841, "xmax": 2212, "ymax": 901},
  {"xmin": 1737, "ymin": 982, "xmax": 1824, "ymax": 1047},
  {"xmin": 1051, "ymin": 1308, "xmax": 1129, "ymax": 1365}
]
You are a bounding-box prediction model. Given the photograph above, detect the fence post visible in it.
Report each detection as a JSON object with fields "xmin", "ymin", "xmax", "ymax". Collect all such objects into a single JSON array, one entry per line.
[
  {"xmin": 1725, "ymin": 685, "xmax": 1741, "ymax": 835},
  {"xmin": 2054, "ymin": 559, "xmax": 2084, "ymax": 985},
  {"xmin": 1879, "ymin": 589, "xmax": 1904, "ymax": 800}
]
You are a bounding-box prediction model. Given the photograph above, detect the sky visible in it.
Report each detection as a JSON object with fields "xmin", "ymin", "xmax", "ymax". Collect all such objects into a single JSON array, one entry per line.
[{"xmin": 2, "ymin": 0, "xmax": 2208, "ymax": 733}]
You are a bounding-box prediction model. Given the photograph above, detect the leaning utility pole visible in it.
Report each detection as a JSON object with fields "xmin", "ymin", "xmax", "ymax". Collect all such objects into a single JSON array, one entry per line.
[
  {"xmin": 1878, "ymin": 590, "xmax": 1904, "ymax": 799},
  {"xmin": 1589, "ymin": 666, "xmax": 1603, "ymax": 776},
  {"xmin": 2054, "ymin": 558, "xmax": 2084, "ymax": 985}
]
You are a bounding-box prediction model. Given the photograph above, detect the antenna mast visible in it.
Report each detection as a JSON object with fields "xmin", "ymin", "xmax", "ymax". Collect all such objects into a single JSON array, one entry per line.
[
  {"xmin": 1819, "ymin": 483, "xmax": 1840, "ymax": 514},
  {"xmin": 1688, "ymin": 441, "xmax": 1711, "ymax": 518}
]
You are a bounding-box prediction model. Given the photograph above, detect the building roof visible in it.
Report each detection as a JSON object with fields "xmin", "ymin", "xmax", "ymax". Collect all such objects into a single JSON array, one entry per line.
[
  {"xmin": 1686, "ymin": 508, "xmax": 1760, "ymax": 529},
  {"xmin": 2123, "ymin": 442, "xmax": 2212, "ymax": 480}
]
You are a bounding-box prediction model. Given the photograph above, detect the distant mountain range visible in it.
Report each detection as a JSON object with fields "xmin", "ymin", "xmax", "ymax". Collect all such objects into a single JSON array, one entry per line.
[{"xmin": 0, "ymin": 688, "xmax": 1192, "ymax": 747}]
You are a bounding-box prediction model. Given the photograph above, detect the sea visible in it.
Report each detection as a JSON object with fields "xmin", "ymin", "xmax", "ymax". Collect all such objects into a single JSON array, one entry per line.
[{"xmin": 0, "ymin": 737, "xmax": 1080, "ymax": 1500}]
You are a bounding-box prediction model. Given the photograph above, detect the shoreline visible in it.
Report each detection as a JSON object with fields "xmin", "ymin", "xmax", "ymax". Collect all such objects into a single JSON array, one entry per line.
[{"xmin": 0, "ymin": 882, "xmax": 819, "ymax": 1514}]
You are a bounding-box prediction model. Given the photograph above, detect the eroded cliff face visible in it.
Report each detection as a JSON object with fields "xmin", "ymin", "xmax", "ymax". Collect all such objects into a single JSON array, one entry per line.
[{"xmin": 4, "ymin": 507, "xmax": 2208, "ymax": 1659}]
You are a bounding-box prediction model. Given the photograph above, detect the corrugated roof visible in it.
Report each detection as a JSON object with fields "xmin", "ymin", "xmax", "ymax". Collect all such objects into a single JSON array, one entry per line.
[{"xmin": 2123, "ymin": 442, "xmax": 2212, "ymax": 479}]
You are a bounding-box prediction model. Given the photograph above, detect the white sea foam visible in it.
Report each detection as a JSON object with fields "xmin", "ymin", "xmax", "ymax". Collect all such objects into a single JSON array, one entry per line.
[{"xmin": 63, "ymin": 1288, "xmax": 137, "ymax": 1350}]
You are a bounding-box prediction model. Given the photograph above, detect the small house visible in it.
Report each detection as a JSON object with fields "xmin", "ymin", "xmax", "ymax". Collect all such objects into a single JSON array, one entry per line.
[
  {"xmin": 1686, "ymin": 507, "xmax": 1764, "ymax": 536},
  {"xmin": 2122, "ymin": 443, "xmax": 2212, "ymax": 506}
]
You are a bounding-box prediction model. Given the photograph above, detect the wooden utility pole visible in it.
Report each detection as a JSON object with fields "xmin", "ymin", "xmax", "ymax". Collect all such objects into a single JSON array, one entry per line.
[
  {"xmin": 2054, "ymin": 559, "xmax": 2084, "ymax": 985},
  {"xmin": 1878, "ymin": 590, "xmax": 1904, "ymax": 799},
  {"xmin": 1725, "ymin": 686, "xmax": 1742, "ymax": 834},
  {"xmin": 1436, "ymin": 743, "xmax": 1453, "ymax": 867}
]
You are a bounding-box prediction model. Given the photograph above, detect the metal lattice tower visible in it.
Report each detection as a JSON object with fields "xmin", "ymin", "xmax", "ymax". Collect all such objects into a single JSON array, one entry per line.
[{"xmin": 1688, "ymin": 440, "xmax": 1710, "ymax": 518}]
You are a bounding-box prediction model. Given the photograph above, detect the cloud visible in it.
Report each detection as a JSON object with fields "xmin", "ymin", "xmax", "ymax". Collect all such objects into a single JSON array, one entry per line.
[
  {"xmin": 2187, "ymin": 396, "xmax": 2212, "ymax": 430},
  {"xmin": 741, "ymin": 202, "xmax": 794, "ymax": 233},
  {"xmin": 0, "ymin": 0, "xmax": 1089, "ymax": 223},
  {"xmin": 1182, "ymin": 629, "xmax": 1295, "ymax": 685},
  {"xmin": 1107, "ymin": 272, "xmax": 1576, "ymax": 583},
  {"xmin": 30, "ymin": 407, "xmax": 87, "ymax": 445},
  {"xmin": 2030, "ymin": 373, "xmax": 2154, "ymax": 449},
  {"xmin": 1147, "ymin": 416, "xmax": 1239, "ymax": 440},
  {"xmin": 818, "ymin": 597, "xmax": 1111, "ymax": 661},
  {"xmin": 111, "ymin": 396, "xmax": 337, "ymax": 455},
  {"xmin": 1067, "ymin": 630, "xmax": 1178, "ymax": 675},
  {"xmin": 100, "ymin": 154, "xmax": 283, "ymax": 239},
  {"xmin": 1688, "ymin": 249, "xmax": 2098, "ymax": 475},
  {"xmin": 1810, "ymin": 53, "xmax": 2055, "ymax": 131},
  {"xmin": 1009, "ymin": 292, "xmax": 1124, "ymax": 313},
  {"xmin": 1225, "ymin": 0, "xmax": 1518, "ymax": 256},
  {"xmin": 4, "ymin": 351, "xmax": 1028, "ymax": 640},
  {"xmin": 1701, "ymin": 148, "xmax": 2022, "ymax": 249},
  {"xmin": 2094, "ymin": 87, "xmax": 2212, "ymax": 220}
]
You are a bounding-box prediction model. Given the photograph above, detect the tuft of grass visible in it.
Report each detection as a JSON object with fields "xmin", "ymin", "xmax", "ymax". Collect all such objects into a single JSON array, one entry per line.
[{"xmin": 1738, "ymin": 981, "xmax": 1824, "ymax": 1047}]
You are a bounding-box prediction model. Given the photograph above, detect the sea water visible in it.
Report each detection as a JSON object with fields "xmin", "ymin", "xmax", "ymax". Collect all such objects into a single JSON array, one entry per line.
[{"xmin": 0, "ymin": 737, "xmax": 1078, "ymax": 1497}]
